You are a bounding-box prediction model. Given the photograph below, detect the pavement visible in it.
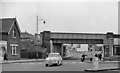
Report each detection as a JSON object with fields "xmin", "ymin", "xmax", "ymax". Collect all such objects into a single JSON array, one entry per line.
[
  {"xmin": 0, "ymin": 59, "xmax": 45, "ymax": 64},
  {"xmin": 84, "ymin": 67, "xmax": 120, "ymax": 72},
  {"xmin": 1, "ymin": 59, "xmax": 119, "ymax": 71}
]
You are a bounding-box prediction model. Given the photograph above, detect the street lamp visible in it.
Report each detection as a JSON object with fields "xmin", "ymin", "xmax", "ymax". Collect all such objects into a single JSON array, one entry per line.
[
  {"xmin": 36, "ymin": 16, "xmax": 45, "ymax": 60},
  {"xmin": 36, "ymin": 16, "xmax": 46, "ymax": 34}
]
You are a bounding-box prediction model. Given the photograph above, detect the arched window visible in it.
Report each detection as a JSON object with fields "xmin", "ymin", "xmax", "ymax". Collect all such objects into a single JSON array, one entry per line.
[{"xmin": 13, "ymin": 29, "xmax": 16, "ymax": 38}]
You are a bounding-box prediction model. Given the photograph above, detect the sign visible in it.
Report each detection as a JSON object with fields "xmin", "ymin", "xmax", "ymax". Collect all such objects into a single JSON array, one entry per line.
[{"xmin": 114, "ymin": 38, "xmax": 118, "ymax": 45}]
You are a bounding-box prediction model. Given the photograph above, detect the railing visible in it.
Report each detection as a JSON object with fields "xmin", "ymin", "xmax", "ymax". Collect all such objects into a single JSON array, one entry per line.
[{"xmin": 42, "ymin": 48, "xmax": 49, "ymax": 58}]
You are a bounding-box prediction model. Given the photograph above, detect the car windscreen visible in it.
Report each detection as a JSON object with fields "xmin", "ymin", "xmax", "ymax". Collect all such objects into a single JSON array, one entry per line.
[{"xmin": 48, "ymin": 54, "xmax": 59, "ymax": 57}]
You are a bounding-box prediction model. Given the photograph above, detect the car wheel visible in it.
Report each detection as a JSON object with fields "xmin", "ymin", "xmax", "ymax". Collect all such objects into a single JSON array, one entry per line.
[
  {"xmin": 90, "ymin": 58, "xmax": 92, "ymax": 62},
  {"xmin": 60, "ymin": 60, "xmax": 63, "ymax": 65},
  {"xmin": 45, "ymin": 64, "xmax": 48, "ymax": 67},
  {"xmin": 57, "ymin": 61, "xmax": 60, "ymax": 66},
  {"xmin": 59, "ymin": 61, "xmax": 62, "ymax": 65}
]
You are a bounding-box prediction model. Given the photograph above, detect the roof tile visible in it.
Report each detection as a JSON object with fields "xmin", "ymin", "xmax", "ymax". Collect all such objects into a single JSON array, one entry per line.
[{"xmin": 0, "ymin": 18, "xmax": 16, "ymax": 33}]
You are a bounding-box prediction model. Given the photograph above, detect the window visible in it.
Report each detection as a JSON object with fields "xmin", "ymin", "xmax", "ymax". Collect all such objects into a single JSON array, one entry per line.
[
  {"xmin": 11, "ymin": 44, "xmax": 18, "ymax": 55},
  {"xmin": 104, "ymin": 45, "xmax": 109, "ymax": 57},
  {"xmin": 13, "ymin": 29, "xmax": 16, "ymax": 38},
  {"xmin": 113, "ymin": 45, "xmax": 120, "ymax": 56}
]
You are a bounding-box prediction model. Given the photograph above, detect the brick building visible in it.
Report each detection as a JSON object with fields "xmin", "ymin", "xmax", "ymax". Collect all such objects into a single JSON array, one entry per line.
[{"xmin": 0, "ymin": 18, "xmax": 21, "ymax": 60}]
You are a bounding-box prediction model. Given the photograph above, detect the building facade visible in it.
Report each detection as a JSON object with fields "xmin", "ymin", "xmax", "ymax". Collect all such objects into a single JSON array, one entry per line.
[
  {"xmin": 0, "ymin": 18, "xmax": 21, "ymax": 60},
  {"xmin": 41, "ymin": 31, "xmax": 120, "ymax": 58}
]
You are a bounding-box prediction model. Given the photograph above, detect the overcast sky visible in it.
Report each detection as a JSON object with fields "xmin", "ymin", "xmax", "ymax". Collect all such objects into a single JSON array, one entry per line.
[{"xmin": 1, "ymin": 0, "xmax": 119, "ymax": 34}]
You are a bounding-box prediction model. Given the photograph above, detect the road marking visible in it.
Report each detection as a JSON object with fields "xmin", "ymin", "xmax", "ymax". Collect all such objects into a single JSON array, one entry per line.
[{"xmin": 63, "ymin": 61, "xmax": 84, "ymax": 64}]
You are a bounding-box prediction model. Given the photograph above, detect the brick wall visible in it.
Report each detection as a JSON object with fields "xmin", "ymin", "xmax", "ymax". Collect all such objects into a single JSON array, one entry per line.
[{"xmin": 7, "ymin": 23, "xmax": 21, "ymax": 60}]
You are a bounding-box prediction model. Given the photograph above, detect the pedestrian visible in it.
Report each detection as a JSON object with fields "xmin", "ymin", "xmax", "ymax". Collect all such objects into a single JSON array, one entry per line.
[
  {"xmin": 4, "ymin": 53, "xmax": 8, "ymax": 62},
  {"xmin": 36, "ymin": 51, "xmax": 39, "ymax": 60},
  {"xmin": 81, "ymin": 54, "xmax": 85, "ymax": 62},
  {"xmin": 99, "ymin": 53, "xmax": 102, "ymax": 61},
  {"xmin": 95, "ymin": 53, "xmax": 98, "ymax": 57}
]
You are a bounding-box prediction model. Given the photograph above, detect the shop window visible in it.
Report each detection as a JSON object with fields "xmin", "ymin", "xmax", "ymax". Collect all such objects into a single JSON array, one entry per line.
[
  {"xmin": 104, "ymin": 45, "xmax": 109, "ymax": 57},
  {"xmin": 113, "ymin": 45, "xmax": 120, "ymax": 56}
]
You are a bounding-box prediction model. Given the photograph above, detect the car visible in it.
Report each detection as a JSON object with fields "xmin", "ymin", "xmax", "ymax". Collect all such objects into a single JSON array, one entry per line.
[{"xmin": 45, "ymin": 53, "xmax": 63, "ymax": 67}]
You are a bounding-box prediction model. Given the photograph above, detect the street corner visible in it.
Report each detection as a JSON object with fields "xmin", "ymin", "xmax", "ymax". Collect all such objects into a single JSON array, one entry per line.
[
  {"xmin": 84, "ymin": 67, "xmax": 120, "ymax": 72},
  {"xmin": 84, "ymin": 68, "xmax": 108, "ymax": 72}
]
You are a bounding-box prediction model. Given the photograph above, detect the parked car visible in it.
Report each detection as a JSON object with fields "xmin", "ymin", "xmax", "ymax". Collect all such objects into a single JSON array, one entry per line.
[{"xmin": 45, "ymin": 53, "xmax": 63, "ymax": 67}]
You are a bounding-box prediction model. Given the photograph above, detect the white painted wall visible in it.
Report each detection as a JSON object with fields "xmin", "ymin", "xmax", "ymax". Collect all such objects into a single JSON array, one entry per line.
[
  {"xmin": 76, "ymin": 44, "xmax": 88, "ymax": 51},
  {"xmin": 0, "ymin": 41, "xmax": 7, "ymax": 62}
]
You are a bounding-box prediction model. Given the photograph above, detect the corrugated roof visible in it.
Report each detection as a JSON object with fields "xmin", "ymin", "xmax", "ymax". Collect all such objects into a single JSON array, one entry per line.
[{"xmin": 0, "ymin": 18, "xmax": 16, "ymax": 33}]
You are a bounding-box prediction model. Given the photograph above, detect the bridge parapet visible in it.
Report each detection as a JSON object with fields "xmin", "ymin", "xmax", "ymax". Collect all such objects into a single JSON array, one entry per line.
[{"xmin": 50, "ymin": 33, "xmax": 106, "ymax": 40}]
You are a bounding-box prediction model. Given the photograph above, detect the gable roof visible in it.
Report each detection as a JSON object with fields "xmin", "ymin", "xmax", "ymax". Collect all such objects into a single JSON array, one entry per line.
[{"xmin": 0, "ymin": 18, "xmax": 21, "ymax": 35}]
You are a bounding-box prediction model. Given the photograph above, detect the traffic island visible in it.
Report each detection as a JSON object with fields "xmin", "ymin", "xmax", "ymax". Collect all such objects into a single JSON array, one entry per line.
[
  {"xmin": 84, "ymin": 67, "xmax": 120, "ymax": 72},
  {"xmin": 84, "ymin": 68, "xmax": 108, "ymax": 72}
]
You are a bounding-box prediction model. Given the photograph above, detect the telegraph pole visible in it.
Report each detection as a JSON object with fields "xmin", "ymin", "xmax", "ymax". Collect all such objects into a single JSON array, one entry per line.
[
  {"xmin": 37, "ymin": 16, "xmax": 38, "ymax": 34},
  {"xmin": 36, "ymin": 16, "xmax": 45, "ymax": 60},
  {"xmin": 36, "ymin": 16, "xmax": 39, "ymax": 60}
]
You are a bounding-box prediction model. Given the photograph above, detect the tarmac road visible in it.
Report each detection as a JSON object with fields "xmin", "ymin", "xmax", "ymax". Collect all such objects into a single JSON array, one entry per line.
[{"xmin": 2, "ymin": 59, "xmax": 119, "ymax": 71}]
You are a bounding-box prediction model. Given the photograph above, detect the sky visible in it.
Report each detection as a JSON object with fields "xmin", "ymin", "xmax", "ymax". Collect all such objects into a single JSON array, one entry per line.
[{"xmin": 1, "ymin": 0, "xmax": 119, "ymax": 34}]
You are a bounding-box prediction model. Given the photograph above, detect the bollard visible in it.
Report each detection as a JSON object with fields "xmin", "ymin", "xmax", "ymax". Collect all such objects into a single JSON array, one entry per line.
[{"xmin": 93, "ymin": 56, "xmax": 99, "ymax": 70}]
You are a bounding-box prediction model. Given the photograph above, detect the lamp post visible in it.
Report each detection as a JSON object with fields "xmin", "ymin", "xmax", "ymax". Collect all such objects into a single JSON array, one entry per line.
[{"xmin": 36, "ymin": 16, "xmax": 45, "ymax": 60}]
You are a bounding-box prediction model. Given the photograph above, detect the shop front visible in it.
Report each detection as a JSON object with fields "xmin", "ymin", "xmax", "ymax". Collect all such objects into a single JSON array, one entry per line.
[
  {"xmin": 0, "ymin": 41, "xmax": 7, "ymax": 61},
  {"xmin": 104, "ymin": 45, "xmax": 110, "ymax": 57},
  {"xmin": 113, "ymin": 45, "xmax": 120, "ymax": 56}
]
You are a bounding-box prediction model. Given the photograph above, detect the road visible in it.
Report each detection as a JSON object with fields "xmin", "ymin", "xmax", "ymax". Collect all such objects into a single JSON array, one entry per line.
[
  {"xmin": 1, "ymin": 50, "xmax": 119, "ymax": 72},
  {"xmin": 1, "ymin": 60, "xmax": 119, "ymax": 71}
]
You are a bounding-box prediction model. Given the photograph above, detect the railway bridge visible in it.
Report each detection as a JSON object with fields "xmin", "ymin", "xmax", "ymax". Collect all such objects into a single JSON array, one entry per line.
[{"xmin": 40, "ymin": 31, "xmax": 120, "ymax": 58}]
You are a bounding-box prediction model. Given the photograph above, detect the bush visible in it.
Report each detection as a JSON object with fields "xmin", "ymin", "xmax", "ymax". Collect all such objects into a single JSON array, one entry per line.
[
  {"xmin": 28, "ymin": 51, "xmax": 43, "ymax": 59},
  {"xmin": 21, "ymin": 49, "xmax": 43, "ymax": 59},
  {"xmin": 20, "ymin": 49, "xmax": 28, "ymax": 58}
]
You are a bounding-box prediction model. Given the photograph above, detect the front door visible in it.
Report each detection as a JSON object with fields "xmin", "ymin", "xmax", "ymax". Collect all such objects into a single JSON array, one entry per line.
[{"xmin": 104, "ymin": 45, "xmax": 109, "ymax": 57}]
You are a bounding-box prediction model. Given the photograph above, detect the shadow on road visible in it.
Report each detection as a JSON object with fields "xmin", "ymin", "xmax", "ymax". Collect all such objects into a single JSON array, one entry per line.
[
  {"xmin": 63, "ymin": 56, "xmax": 81, "ymax": 60},
  {"xmin": 46, "ymin": 64, "xmax": 62, "ymax": 67}
]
